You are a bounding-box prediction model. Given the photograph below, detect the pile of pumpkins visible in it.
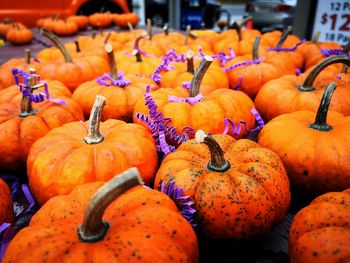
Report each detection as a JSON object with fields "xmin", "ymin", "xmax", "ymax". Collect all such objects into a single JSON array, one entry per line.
[
  {"xmin": 0, "ymin": 19, "xmax": 33, "ymax": 45},
  {"xmin": 0, "ymin": 17, "xmax": 350, "ymax": 263}
]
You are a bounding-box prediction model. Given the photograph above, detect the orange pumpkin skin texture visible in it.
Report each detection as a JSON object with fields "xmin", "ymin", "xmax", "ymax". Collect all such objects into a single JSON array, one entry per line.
[
  {"xmin": 88, "ymin": 13, "xmax": 113, "ymax": 28},
  {"xmin": 6, "ymin": 24, "xmax": 33, "ymax": 45},
  {"xmin": 52, "ymin": 19, "xmax": 78, "ymax": 36},
  {"xmin": 154, "ymin": 132, "xmax": 291, "ymax": 239},
  {"xmin": 28, "ymin": 97, "xmax": 158, "ymax": 205},
  {"xmin": 258, "ymin": 82, "xmax": 350, "ymax": 194},
  {"xmin": 0, "ymin": 179, "xmax": 13, "ymax": 224},
  {"xmin": 255, "ymin": 56, "xmax": 350, "ymax": 122},
  {"xmin": 67, "ymin": 15, "xmax": 89, "ymax": 30},
  {"xmin": 289, "ymin": 189, "xmax": 350, "ymax": 263},
  {"xmin": 3, "ymin": 169, "xmax": 199, "ymax": 263}
]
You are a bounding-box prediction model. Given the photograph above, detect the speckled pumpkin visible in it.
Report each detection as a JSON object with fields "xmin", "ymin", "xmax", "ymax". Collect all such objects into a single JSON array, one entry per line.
[
  {"xmin": 0, "ymin": 179, "xmax": 13, "ymax": 225},
  {"xmin": 3, "ymin": 168, "xmax": 199, "ymax": 263},
  {"xmin": 289, "ymin": 188, "xmax": 350, "ymax": 263},
  {"xmin": 28, "ymin": 96, "xmax": 158, "ymax": 205},
  {"xmin": 258, "ymin": 82, "xmax": 350, "ymax": 195},
  {"xmin": 154, "ymin": 131, "xmax": 291, "ymax": 239}
]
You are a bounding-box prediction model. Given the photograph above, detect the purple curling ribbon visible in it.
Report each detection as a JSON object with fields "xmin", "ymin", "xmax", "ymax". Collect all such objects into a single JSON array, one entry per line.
[
  {"xmin": 133, "ymin": 45, "xmax": 156, "ymax": 58},
  {"xmin": 96, "ymin": 71, "xmax": 131, "ymax": 87},
  {"xmin": 268, "ymin": 39, "xmax": 306, "ymax": 52},
  {"xmin": 336, "ymin": 75, "xmax": 342, "ymax": 80},
  {"xmin": 168, "ymin": 93, "xmax": 204, "ymax": 105},
  {"xmin": 158, "ymin": 131, "xmax": 175, "ymax": 155},
  {"xmin": 150, "ymin": 59, "xmax": 174, "ymax": 84},
  {"xmin": 296, "ymin": 68, "xmax": 302, "ymax": 76},
  {"xmin": 198, "ymin": 46, "xmax": 236, "ymax": 67},
  {"xmin": 234, "ymin": 75, "xmax": 243, "ymax": 90},
  {"xmin": 0, "ymin": 223, "xmax": 15, "ymax": 261},
  {"xmin": 321, "ymin": 48, "xmax": 350, "ymax": 57},
  {"xmin": 21, "ymin": 184, "xmax": 35, "ymax": 213},
  {"xmin": 224, "ymin": 57, "xmax": 266, "ymax": 72},
  {"xmin": 223, "ymin": 108, "xmax": 265, "ymax": 135},
  {"xmin": 182, "ymin": 81, "xmax": 191, "ymax": 90},
  {"xmin": 12, "ymin": 68, "xmax": 66, "ymax": 106},
  {"xmin": 160, "ymin": 181, "xmax": 197, "ymax": 227},
  {"xmin": 163, "ymin": 49, "xmax": 186, "ymax": 62}
]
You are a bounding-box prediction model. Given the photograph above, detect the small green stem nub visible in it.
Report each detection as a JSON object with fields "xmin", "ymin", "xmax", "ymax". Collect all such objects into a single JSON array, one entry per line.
[
  {"xmin": 83, "ymin": 95, "xmax": 106, "ymax": 144},
  {"xmin": 309, "ymin": 82, "xmax": 336, "ymax": 131}
]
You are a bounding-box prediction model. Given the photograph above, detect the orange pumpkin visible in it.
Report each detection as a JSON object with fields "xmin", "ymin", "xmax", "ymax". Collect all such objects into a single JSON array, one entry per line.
[
  {"xmin": 37, "ymin": 29, "xmax": 109, "ymax": 91},
  {"xmin": 113, "ymin": 13, "xmax": 138, "ymax": 28},
  {"xmin": 3, "ymin": 168, "xmax": 199, "ymax": 263},
  {"xmin": 67, "ymin": 15, "xmax": 89, "ymax": 30},
  {"xmin": 289, "ymin": 188, "xmax": 350, "ymax": 263},
  {"xmin": 154, "ymin": 131, "xmax": 290, "ymax": 239},
  {"xmin": 52, "ymin": 19, "xmax": 78, "ymax": 36},
  {"xmin": 0, "ymin": 69, "xmax": 83, "ymax": 171},
  {"xmin": 6, "ymin": 23, "xmax": 33, "ymax": 45},
  {"xmin": 88, "ymin": 12, "xmax": 113, "ymax": 28},
  {"xmin": 258, "ymin": 82, "xmax": 350, "ymax": 195},
  {"xmin": 0, "ymin": 179, "xmax": 13, "ymax": 225},
  {"xmin": 255, "ymin": 56, "xmax": 350, "ymax": 122},
  {"xmin": 28, "ymin": 96, "xmax": 158, "ymax": 205},
  {"xmin": 72, "ymin": 44, "xmax": 156, "ymax": 121},
  {"xmin": 0, "ymin": 19, "xmax": 12, "ymax": 38}
]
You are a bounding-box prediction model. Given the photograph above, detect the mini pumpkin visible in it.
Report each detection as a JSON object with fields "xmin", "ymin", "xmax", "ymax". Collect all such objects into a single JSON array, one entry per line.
[
  {"xmin": 67, "ymin": 15, "xmax": 89, "ymax": 30},
  {"xmin": 154, "ymin": 130, "xmax": 291, "ymax": 239},
  {"xmin": 258, "ymin": 82, "xmax": 350, "ymax": 195},
  {"xmin": 3, "ymin": 168, "xmax": 199, "ymax": 263},
  {"xmin": 6, "ymin": 23, "xmax": 33, "ymax": 45},
  {"xmin": 28, "ymin": 96, "xmax": 158, "ymax": 205},
  {"xmin": 289, "ymin": 188, "xmax": 350, "ymax": 263},
  {"xmin": 0, "ymin": 179, "xmax": 13, "ymax": 225},
  {"xmin": 88, "ymin": 12, "xmax": 113, "ymax": 28},
  {"xmin": 52, "ymin": 19, "xmax": 78, "ymax": 36}
]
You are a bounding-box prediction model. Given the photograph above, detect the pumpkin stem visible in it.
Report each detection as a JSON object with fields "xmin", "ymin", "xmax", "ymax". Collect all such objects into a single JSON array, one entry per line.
[
  {"xmin": 186, "ymin": 50, "xmax": 194, "ymax": 74},
  {"xmin": 14, "ymin": 23, "xmax": 20, "ymax": 30},
  {"xmin": 83, "ymin": 95, "xmax": 106, "ymax": 144},
  {"xmin": 201, "ymin": 22, "xmax": 206, "ymax": 29},
  {"xmin": 299, "ymin": 55, "xmax": 350, "ymax": 91},
  {"xmin": 239, "ymin": 16, "xmax": 253, "ymax": 28},
  {"xmin": 231, "ymin": 21, "xmax": 242, "ymax": 41},
  {"xmin": 147, "ymin": 18, "xmax": 153, "ymax": 40},
  {"xmin": 311, "ymin": 31, "xmax": 320, "ymax": 43},
  {"xmin": 24, "ymin": 49, "xmax": 31, "ymax": 65},
  {"xmin": 105, "ymin": 44, "xmax": 118, "ymax": 79},
  {"xmin": 74, "ymin": 40, "xmax": 81, "ymax": 52},
  {"xmin": 252, "ymin": 36, "xmax": 260, "ymax": 60},
  {"xmin": 276, "ymin": 26, "xmax": 292, "ymax": 49},
  {"xmin": 195, "ymin": 130, "xmax": 230, "ymax": 172},
  {"xmin": 40, "ymin": 28, "xmax": 73, "ymax": 63},
  {"xmin": 92, "ymin": 31, "xmax": 97, "ymax": 39},
  {"xmin": 163, "ymin": 23, "xmax": 169, "ymax": 36},
  {"xmin": 78, "ymin": 167, "xmax": 144, "ymax": 242},
  {"xmin": 103, "ymin": 32, "xmax": 111, "ymax": 44},
  {"xmin": 19, "ymin": 68, "xmax": 44, "ymax": 118},
  {"xmin": 185, "ymin": 25, "xmax": 191, "ymax": 46},
  {"xmin": 309, "ymin": 82, "xmax": 336, "ymax": 131},
  {"xmin": 132, "ymin": 49, "xmax": 142, "ymax": 62},
  {"xmin": 189, "ymin": 55, "xmax": 213, "ymax": 97},
  {"xmin": 127, "ymin": 22, "xmax": 134, "ymax": 32}
]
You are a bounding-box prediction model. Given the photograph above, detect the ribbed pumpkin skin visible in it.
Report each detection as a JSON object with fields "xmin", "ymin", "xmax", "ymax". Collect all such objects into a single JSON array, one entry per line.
[
  {"xmin": 3, "ymin": 183, "xmax": 199, "ymax": 263},
  {"xmin": 0, "ymin": 97, "xmax": 83, "ymax": 171},
  {"xmin": 28, "ymin": 120, "xmax": 158, "ymax": 205},
  {"xmin": 258, "ymin": 111, "xmax": 350, "ymax": 194},
  {"xmin": 72, "ymin": 76, "xmax": 155, "ymax": 121},
  {"xmin": 154, "ymin": 134, "xmax": 291, "ymax": 239},
  {"xmin": 0, "ymin": 179, "xmax": 13, "ymax": 224},
  {"xmin": 133, "ymin": 88, "xmax": 256, "ymax": 140},
  {"xmin": 289, "ymin": 189, "xmax": 350, "ymax": 263}
]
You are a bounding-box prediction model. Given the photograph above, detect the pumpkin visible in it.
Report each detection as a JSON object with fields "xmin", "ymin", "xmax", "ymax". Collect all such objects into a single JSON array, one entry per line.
[
  {"xmin": 133, "ymin": 56, "xmax": 259, "ymax": 147},
  {"xmin": 0, "ymin": 68, "xmax": 84, "ymax": 171},
  {"xmin": 37, "ymin": 29, "xmax": 109, "ymax": 91},
  {"xmin": 260, "ymin": 29, "xmax": 301, "ymax": 49},
  {"xmin": 67, "ymin": 15, "xmax": 89, "ymax": 30},
  {"xmin": 152, "ymin": 24, "xmax": 186, "ymax": 52},
  {"xmin": 0, "ymin": 49, "xmax": 38, "ymax": 90},
  {"xmin": 154, "ymin": 130, "xmax": 290, "ymax": 239},
  {"xmin": 51, "ymin": 19, "xmax": 78, "ymax": 36},
  {"xmin": 113, "ymin": 13, "xmax": 138, "ymax": 28},
  {"xmin": 225, "ymin": 37, "xmax": 294, "ymax": 99},
  {"xmin": 0, "ymin": 19, "xmax": 12, "ymax": 37},
  {"xmin": 0, "ymin": 179, "xmax": 13, "ymax": 225},
  {"xmin": 255, "ymin": 56, "xmax": 350, "ymax": 122},
  {"xmin": 28, "ymin": 95, "xmax": 158, "ymax": 205},
  {"xmin": 258, "ymin": 82, "xmax": 350, "ymax": 195},
  {"xmin": 88, "ymin": 12, "xmax": 113, "ymax": 28},
  {"xmin": 72, "ymin": 44, "xmax": 156, "ymax": 121},
  {"xmin": 3, "ymin": 168, "xmax": 199, "ymax": 263},
  {"xmin": 6, "ymin": 23, "xmax": 33, "ymax": 45},
  {"xmin": 289, "ymin": 188, "xmax": 350, "ymax": 263}
]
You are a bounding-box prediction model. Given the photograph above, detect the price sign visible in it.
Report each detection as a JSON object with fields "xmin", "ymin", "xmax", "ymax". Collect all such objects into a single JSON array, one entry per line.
[{"xmin": 312, "ymin": 0, "xmax": 350, "ymax": 45}]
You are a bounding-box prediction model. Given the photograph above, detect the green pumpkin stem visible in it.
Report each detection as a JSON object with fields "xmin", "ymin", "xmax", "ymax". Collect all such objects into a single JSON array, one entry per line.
[
  {"xmin": 74, "ymin": 40, "xmax": 81, "ymax": 52},
  {"xmin": 189, "ymin": 55, "xmax": 213, "ymax": 97},
  {"xmin": 83, "ymin": 95, "xmax": 106, "ymax": 144},
  {"xmin": 186, "ymin": 50, "xmax": 194, "ymax": 74},
  {"xmin": 231, "ymin": 21, "xmax": 242, "ymax": 41},
  {"xmin": 311, "ymin": 31, "xmax": 320, "ymax": 43},
  {"xmin": 40, "ymin": 28, "xmax": 73, "ymax": 63},
  {"xmin": 195, "ymin": 130, "xmax": 230, "ymax": 172},
  {"xmin": 19, "ymin": 68, "xmax": 43, "ymax": 118},
  {"xmin": 78, "ymin": 168, "xmax": 144, "ymax": 242},
  {"xmin": 309, "ymin": 82, "xmax": 336, "ymax": 131},
  {"xmin": 276, "ymin": 26, "xmax": 292, "ymax": 48},
  {"xmin": 105, "ymin": 44, "xmax": 117, "ymax": 79},
  {"xmin": 252, "ymin": 36, "xmax": 260, "ymax": 60},
  {"xmin": 299, "ymin": 56, "xmax": 350, "ymax": 91},
  {"xmin": 24, "ymin": 49, "xmax": 31, "ymax": 65}
]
